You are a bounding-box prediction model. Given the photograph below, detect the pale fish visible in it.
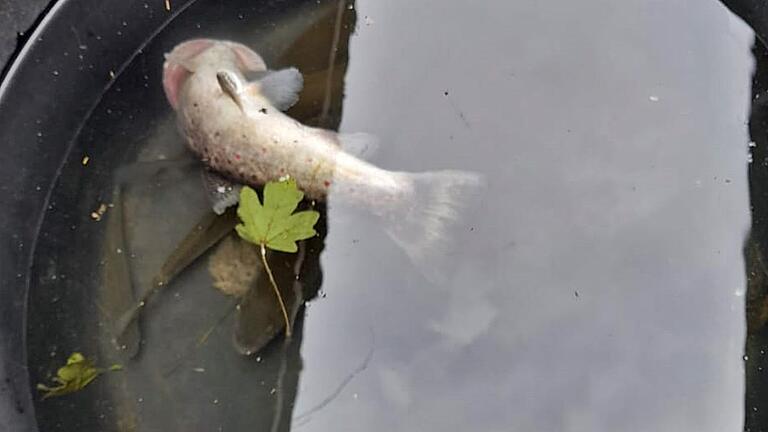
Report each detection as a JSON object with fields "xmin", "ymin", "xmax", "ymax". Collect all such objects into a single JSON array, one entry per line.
[{"xmin": 162, "ymin": 38, "xmax": 483, "ymax": 269}]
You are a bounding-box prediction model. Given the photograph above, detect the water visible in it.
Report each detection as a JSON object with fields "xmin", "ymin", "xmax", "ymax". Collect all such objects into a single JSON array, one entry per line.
[{"xmin": 25, "ymin": 0, "xmax": 753, "ymax": 430}]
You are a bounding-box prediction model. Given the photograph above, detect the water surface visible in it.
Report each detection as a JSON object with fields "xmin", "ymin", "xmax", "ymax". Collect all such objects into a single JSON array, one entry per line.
[
  {"xmin": 26, "ymin": 0, "xmax": 754, "ymax": 431},
  {"xmin": 298, "ymin": 1, "xmax": 753, "ymax": 431}
]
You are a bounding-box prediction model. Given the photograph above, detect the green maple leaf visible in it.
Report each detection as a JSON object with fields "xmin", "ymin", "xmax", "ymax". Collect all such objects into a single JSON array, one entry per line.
[
  {"xmin": 235, "ymin": 179, "xmax": 320, "ymax": 253},
  {"xmin": 37, "ymin": 353, "xmax": 122, "ymax": 399}
]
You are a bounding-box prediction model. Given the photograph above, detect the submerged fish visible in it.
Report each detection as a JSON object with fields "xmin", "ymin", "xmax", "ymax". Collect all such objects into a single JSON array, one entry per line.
[{"xmin": 162, "ymin": 38, "xmax": 482, "ymax": 267}]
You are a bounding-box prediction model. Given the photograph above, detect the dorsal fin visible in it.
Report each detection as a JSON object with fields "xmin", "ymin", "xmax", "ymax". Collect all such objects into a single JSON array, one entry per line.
[{"xmin": 216, "ymin": 70, "xmax": 247, "ymax": 111}]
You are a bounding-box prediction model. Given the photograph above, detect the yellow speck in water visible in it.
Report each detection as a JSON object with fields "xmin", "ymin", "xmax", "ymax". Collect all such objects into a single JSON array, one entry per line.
[
  {"xmin": 81, "ymin": 155, "xmax": 89, "ymax": 166},
  {"xmin": 90, "ymin": 203, "xmax": 108, "ymax": 221}
]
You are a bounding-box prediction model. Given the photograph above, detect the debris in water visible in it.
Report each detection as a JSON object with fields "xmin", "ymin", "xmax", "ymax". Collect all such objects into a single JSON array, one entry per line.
[
  {"xmin": 37, "ymin": 353, "xmax": 122, "ymax": 399},
  {"xmin": 90, "ymin": 203, "xmax": 108, "ymax": 221},
  {"xmin": 164, "ymin": 0, "xmax": 171, "ymax": 11},
  {"xmin": 81, "ymin": 155, "xmax": 90, "ymax": 166},
  {"xmin": 209, "ymin": 236, "xmax": 262, "ymax": 297},
  {"xmin": 648, "ymin": 95, "xmax": 659, "ymax": 102}
]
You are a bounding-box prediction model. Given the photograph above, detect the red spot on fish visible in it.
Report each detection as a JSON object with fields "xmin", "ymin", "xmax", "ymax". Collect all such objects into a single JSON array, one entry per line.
[
  {"xmin": 234, "ymin": 154, "xmax": 241, "ymax": 160},
  {"xmin": 323, "ymin": 180, "xmax": 331, "ymax": 188}
]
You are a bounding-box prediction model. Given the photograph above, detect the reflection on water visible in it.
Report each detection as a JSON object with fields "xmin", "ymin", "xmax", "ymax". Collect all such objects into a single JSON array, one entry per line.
[
  {"xmin": 300, "ymin": 0, "xmax": 752, "ymax": 430},
  {"xmin": 24, "ymin": 0, "xmax": 757, "ymax": 430}
]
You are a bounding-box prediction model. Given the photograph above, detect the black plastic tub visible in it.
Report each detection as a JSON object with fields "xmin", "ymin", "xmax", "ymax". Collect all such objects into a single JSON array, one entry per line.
[
  {"xmin": 0, "ymin": 2, "xmax": 180, "ymax": 429},
  {"xmin": 2, "ymin": 0, "xmax": 764, "ymax": 431},
  {"xmin": 0, "ymin": 1, "xmax": 352, "ymax": 430}
]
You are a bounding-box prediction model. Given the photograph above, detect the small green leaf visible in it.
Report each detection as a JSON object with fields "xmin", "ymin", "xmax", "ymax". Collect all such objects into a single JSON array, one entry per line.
[
  {"xmin": 37, "ymin": 353, "xmax": 122, "ymax": 399},
  {"xmin": 236, "ymin": 179, "xmax": 320, "ymax": 253},
  {"xmin": 234, "ymin": 179, "xmax": 320, "ymax": 338}
]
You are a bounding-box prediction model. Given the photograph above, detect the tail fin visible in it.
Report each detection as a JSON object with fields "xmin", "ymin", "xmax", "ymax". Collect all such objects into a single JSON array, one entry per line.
[{"xmin": 384, "ymin": 170, "xmax": 484, "ymax": 282}]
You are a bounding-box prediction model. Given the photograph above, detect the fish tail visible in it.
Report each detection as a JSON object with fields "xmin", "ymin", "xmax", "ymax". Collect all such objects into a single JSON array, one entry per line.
[{"xmin": 384, "ymin": 170, "xmax": 484, "ymax": 282}]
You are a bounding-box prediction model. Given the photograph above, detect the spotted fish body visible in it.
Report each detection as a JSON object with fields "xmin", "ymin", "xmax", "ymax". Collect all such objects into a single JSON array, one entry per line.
[
  {"xmin": 163, "ymin": 39, "xmax": 483, "ymax": 270},
  {"xmin": 164, "ymin": 40, "xmax": 401, "ymax": 206}
]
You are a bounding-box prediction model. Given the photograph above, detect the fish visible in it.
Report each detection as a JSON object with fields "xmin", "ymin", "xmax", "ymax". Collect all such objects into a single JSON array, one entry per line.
[{"xmin": 162, "ymin": 38, "xmax": 483, "ymax": 270}]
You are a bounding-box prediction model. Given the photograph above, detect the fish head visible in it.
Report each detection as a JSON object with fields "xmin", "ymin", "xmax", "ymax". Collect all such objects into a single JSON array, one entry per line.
[{"xmin": 162, "ymin": 39, "xmax": 268, "ymax": 110}]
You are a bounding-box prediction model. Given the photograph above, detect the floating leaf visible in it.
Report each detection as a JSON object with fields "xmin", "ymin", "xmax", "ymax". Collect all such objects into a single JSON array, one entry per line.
[
  {"xmin": 235, "ymin": 180, "xmax": 320, "ymax": 253},
  {"xmin": 37, "ymin": 353, "xmax": 122, "ymax": 399},
  {"xmin": 235, "ymin": 179, "xmax": 320, "ymax": 338}
]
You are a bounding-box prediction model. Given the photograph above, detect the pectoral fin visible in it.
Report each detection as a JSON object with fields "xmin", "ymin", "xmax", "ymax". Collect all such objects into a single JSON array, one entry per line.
[
  {"xmin": 219, "ymin": 67, "xmax": 304, "ymax": 113},
  {"xmin": 255, "ymin": 67, "xmax": 304, "ymax": 111}
]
